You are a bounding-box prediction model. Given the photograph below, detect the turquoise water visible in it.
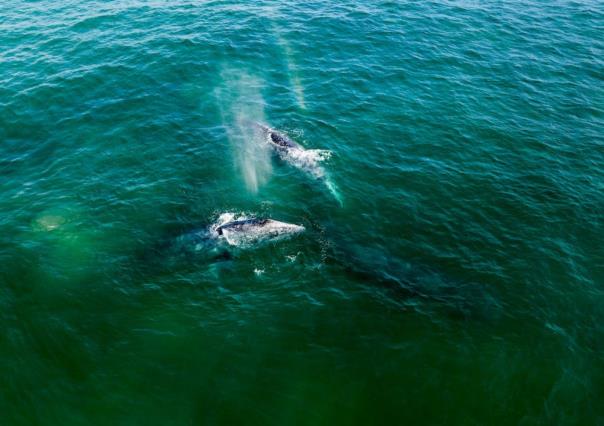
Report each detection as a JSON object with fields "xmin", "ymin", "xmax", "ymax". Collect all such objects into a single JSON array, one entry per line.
[{"xmin": 1, "ymin": 1, "xmax": 603, "ymax": 424}]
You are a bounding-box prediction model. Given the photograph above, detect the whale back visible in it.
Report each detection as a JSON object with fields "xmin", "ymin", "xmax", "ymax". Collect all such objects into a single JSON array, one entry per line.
[
  {"xmin": 215, "ymin": 217, "xmax": 304, "ymax": 247},
  {"xmin": 216, "ymin": 218, "xmax": 269, "ymax": 235},
  {"xmin": 269, "ymin": 131, "xmax": 298, "ymax": 149}
]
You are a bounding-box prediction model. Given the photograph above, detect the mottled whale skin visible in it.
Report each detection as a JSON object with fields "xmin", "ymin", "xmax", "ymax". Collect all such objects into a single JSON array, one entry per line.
[
  {"xmin": 172, "ymin": 214, "xmax": 305, "ymax": 259},
  {"xmin": 256, "ymin": 123, "xmax": 303, "ymax": 151},
  {"xmin": 214, "ymin": 216, "xmax": 305, "ymax": 247}
]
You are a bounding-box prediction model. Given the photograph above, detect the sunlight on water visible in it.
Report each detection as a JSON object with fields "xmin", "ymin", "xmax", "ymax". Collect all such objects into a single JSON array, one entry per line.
[{"xmin": 215, "ymin": 69, "xmax": 272, "ymax": 193}]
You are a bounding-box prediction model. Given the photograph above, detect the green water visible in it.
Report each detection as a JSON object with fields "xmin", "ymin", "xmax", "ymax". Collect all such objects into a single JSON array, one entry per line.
[{"xmin": 1, "ymin": 1, "xmax": 603, "ymax": 424}]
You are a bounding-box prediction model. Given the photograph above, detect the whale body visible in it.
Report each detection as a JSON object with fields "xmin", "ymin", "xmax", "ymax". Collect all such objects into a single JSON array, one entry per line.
[
  {"xmin": 171, "ymin": 213, "xmax": 304, "ymax": 259},
  {"xmin": 255, "ymin": 123, "xmax": 342, "ymax": 205},
  {"xmin": 214, "ymin": 215, "xmax": 305, "ymax": 247},
  {"xmin": 255, "ymin": 123, "xmax": 331, "ymax": 178}
]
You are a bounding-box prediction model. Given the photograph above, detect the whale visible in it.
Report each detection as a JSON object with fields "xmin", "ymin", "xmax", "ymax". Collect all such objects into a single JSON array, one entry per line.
[
  {"xmin": 256, "ymin": 123, "xmax": 303, "ymax": 151},
  {"xmin": 213, "ymin": 214, "xmax": 305, "ymax": 248},
  {"xmin": 255, "ymin": 123, "xmax": 328, "ymax": 177},
  {"xmin": 168, "ymin": 213, "xmax": 305, "ymax": 261},
  {"xmin": 254, "ymin": 123, "xmax": 343, "ymax": 205}
]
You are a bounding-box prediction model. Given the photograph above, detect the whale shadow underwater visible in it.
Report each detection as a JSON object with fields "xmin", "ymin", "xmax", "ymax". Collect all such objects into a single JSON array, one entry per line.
[
  {"xmin": 323, "ymin": 239, "xmax": 502, "ymax": 322},
  {"xmin": 135, "ymin": 211, "xmax": 499, "ymax": 321},
  {"xmin": 293, "ymin": 212, "xmax": 503, "ymax": 322}
]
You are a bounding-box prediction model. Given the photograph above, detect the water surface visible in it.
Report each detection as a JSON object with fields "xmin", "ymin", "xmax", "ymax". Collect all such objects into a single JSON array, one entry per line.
[{"xmin": 1, "ymin": 1, "xmax": 603, "ymax": 424}]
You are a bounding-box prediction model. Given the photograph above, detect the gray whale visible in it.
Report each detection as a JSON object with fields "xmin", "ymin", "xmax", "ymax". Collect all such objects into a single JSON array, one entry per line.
[
  {"xmin": 171, "ymin": 213, "xmax": 305, "ymax": 259},
  {"xmin": 254, "ymin": 123, "xmax": 342, "ymax": 204}
]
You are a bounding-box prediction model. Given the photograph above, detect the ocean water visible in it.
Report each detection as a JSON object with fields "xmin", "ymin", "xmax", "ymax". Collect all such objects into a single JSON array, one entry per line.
[{"xmin": 1, "ymin": 1, "xmax": 603, "ymax": 424}]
